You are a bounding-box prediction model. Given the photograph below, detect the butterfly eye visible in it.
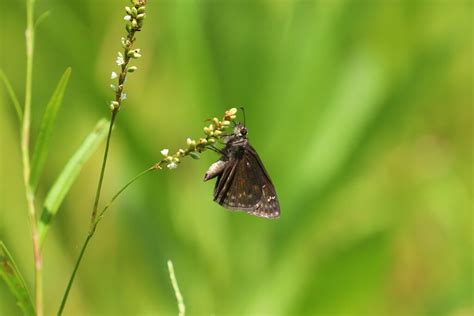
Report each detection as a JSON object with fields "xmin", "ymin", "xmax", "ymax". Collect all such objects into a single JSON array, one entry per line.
[{"xmin": 241, "ymin": 127, "xmax": 247, "ymax": 136}]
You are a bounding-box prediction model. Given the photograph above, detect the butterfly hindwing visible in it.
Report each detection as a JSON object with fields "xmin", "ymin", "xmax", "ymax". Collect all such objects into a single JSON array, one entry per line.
[{"xmin": 214, "ymin": 145, "xmax": 280, "ymax": 219}]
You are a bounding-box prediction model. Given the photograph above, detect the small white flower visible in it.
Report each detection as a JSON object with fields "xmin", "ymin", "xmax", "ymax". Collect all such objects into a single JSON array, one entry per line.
[
  {"xmin": 111, "ymin": 71, "xmax": 118, "ymax": 79},
  {"xmin": 121, "ymin": 37, "xmax": 129, "ymax": 48},
  {"xmin": 160, "ymin": 149, "xmax": 169, "ymax": 156},
  {"xmin": 228, "ymin": 108, "xmax": 237, "ymax": 115},
  {"xmin": 120, "ymin": 93, "xmax": 127, "ymax": 101},
  {"xmin": 116, "ymin": 52, "xmax": 124, "ymax": 66},
  {"xmin": 110, "ymin": 84, "xmax": 117, "ymax": 91},
  {"xmin": 124, "ymin": 15, "xmax": 132, "ymax": 21},
  {"xmin": 167, "ymin": 162, "xmax": 178, "ymax": 169}
]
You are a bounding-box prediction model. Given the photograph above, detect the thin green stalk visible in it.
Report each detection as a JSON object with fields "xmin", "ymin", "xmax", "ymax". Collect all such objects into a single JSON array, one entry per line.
[
  {"xmin": 58, "ymin": 3, "xmax": 149, "ymax": 313},
  {"xmin": 168, "ymin": 260, "xmax": 186, "ymax": 316},
  {"xmin": 57, "ymin": 165, "xmax": 155, "ymax": 316},
  {"xmin": 89, "ymin": 110, "xmax": 117, "ymax": 230},
  {"xmin": 57, "ymin": 111, "xmax": 116, "ymax": 316},
  {"xmin": 56, "ymin": 234, "xmax": 91, "ymax": 316},
  {"xmin": 93, "ymin": 166, "xmax": 155, "ymax": 230},
  {"xmin": 22, "ymin": 1, "xmax": 42, "ymax": 316}
]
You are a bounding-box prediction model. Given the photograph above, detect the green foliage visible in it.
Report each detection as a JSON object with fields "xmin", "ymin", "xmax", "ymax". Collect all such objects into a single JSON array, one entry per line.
[
  {"xmin": 0, "ymin": 69, "xmax": 22, "ymax": 123},
  {"xmin": 0, "ymin": 242, "xmax": 35, "ymax": 316},
  {"xmin": 38, "ymin": 119, "xmax": 109, "ymax": 246},
  {"xmin": 30, "ymin": 67, "xmax": 72, "ymax": 191}
]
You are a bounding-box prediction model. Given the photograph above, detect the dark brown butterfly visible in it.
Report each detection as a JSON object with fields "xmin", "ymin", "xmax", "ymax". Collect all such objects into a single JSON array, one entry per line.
[{"xmin": 204, "ymin": 123, "xmax": 280, "ymax": 219}]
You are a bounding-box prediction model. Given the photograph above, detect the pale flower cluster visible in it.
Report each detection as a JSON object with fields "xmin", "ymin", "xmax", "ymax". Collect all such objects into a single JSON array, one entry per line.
[{"xmin": 157, "ymin": 108, "xmax": 239, "ymax": 170}]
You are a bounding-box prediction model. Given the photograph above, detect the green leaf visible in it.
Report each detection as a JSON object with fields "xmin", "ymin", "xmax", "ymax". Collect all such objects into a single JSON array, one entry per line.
[
  {"xmin": 30, "ymin": 67, "xmax": 72, "ymax": 191},
  {"xmin": 34, "ymin": 10, "xmax": 51, "ymax": 29},
  {"xmin": 0, "ymin": 241, "xmax": 35, "ymax": 316},
  {"xmin": 38, "ymin": 119, "xmax": 109, "ymax": 246},
  {"xmin": 0, "ymin": 68, "xmax": 23, "ymax": 123},
  {"xmin": 189, "ymin": 151, "xmax": 200, "ymax": 160}
]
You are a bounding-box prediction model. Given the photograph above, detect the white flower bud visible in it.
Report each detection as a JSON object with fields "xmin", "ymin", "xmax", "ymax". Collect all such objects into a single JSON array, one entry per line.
[
  {"xmin": 167, "ymin": 162, "xmax": 178, "ymax": 169},
  {"xmin": 127, "ymin": 66, "xmax": 138, "ymax": 72},
  {"xmin": 110, "ymin": 101, "xmax": 120, "ymax": 110}
]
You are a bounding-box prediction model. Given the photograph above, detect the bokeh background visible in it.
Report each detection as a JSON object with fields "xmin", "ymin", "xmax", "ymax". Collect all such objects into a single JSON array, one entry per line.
[{"xmin": 0, "ymin": 0, "xmax": 472, "ymax": 315}]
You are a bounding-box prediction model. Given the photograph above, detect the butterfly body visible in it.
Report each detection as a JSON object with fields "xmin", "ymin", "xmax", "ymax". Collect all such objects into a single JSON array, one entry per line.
[{"xmin": 204, "ymin": 123, "xmax": 280, "ymax": 219}]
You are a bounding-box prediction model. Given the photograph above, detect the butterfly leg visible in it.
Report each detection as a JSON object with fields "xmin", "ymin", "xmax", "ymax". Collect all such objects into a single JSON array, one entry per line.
[{"xmin": 207, "ymin": 145, "xmax": 227, "ymax": 156}]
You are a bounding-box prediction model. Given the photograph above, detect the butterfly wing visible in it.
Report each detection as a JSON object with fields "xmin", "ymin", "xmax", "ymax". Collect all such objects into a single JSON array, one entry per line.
[{"xmin": 214, "ymin": 145, "xmax": 280, "ymax": 219}]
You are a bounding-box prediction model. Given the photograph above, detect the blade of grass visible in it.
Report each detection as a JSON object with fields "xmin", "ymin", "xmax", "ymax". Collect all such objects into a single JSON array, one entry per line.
[
  {"xmin": 38, "ymin": 119, "xmax": 109, "ymax": 247},
  {"xmin": 34, "ymin": 10, "xmax": 50, "ymax": 29},
  {"xmin": 168, "ymin": 260, "xmax": 186, "ymax": 316},
  {"xmin": 0, "ymin": 68, "xmax": 23, "ymax": 123},
  {"xmin": 30, "ymin": 67, "xmax": 72, "ymax": 191},
  {"xmin": 0, "ymin": 241, "xmax": 35, "ymax": 316}
]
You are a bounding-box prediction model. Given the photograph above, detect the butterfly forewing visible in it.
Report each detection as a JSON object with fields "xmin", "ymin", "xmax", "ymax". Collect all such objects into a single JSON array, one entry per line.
[{"xmin": 214, "ymin": 145, "xmax": 280, "ymax": 218}]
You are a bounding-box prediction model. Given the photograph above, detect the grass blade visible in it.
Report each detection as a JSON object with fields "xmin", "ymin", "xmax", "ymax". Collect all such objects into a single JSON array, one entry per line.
[
  {"xmin": 168, "ymin": 260, "xmax": 186, "ymax": 316},
  {"xmin": 0, "ymin": 241, "xmax": 35, "ymax": 316},
  {"xmin": 30, "ymin": 67, "xmax": 72, "ymax": 191},
  {"xmin": 38, "ymin": 119, "xmax": 109, "ymax": 246},
  {"xmin": 34, "ymin": 10, "xmax": 51, "ymax": 29},
  {"xmin": 0, "ymin": 68, "xmax": 23, "ymax": 123}
]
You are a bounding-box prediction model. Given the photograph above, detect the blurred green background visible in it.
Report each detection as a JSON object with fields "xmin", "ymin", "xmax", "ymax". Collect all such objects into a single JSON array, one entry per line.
[{"xmin": 0, "ymin": 0, "xmax": 472, "ymax": 315}]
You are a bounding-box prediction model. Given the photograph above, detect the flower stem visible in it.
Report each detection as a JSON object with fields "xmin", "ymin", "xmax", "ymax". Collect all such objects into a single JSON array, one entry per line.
[
  {"xmin": 92, "ymin": 166, "xmax": 156, "ymax": 230},
  {"xmin": 22, "ymin": 1, "xmax": 43, "ymax": 315},
  {"xmin": 89, "ymin": 110, "xmax": 117, "ymax": 230},
  {"xmin": 57, "ymin": 110, "xmax": 117, "ymax": 316},
  {"xmin": 56, "ymin": 232, "xmax": 91, "ymax": 316},
  {"xmin": 57, "ymin": 164, "xmax": 156, "ymax": 315}
]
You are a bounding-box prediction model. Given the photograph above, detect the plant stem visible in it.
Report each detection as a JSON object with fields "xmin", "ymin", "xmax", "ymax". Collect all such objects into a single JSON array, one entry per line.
[
  {"xmin": 89, "ymin": 110, "xmax": 117, "ymax": 229},
  {"xmin": 58, "ymin": 110, "xmax": 116, "ymax": 315},
  {"xmin": 168, "ymin": 260, "xmax": 186, "ymax": 316},
  {"xmin": 22, "ymin": 1, "xmax": 42, "ymax": 315},
  {"xmin": 93, "ymin": 166, "xmax": 156, "ymax": 230},
  {"xmin": 57, "ymin": 164, "xmax": 156, "ymax": 315},
  {"xmin": 56, "ymin": 234, "xmax": 91, "ymax": 316},
  {"xmin": 58, "ymin": 3, "xmax": 148, "ymax": 312}
]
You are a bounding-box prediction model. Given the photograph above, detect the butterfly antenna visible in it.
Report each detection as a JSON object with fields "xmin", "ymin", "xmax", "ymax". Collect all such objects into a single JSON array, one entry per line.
[{"xmin": 240, "ymin": 107, "xmax": 246, "ymax": 126}]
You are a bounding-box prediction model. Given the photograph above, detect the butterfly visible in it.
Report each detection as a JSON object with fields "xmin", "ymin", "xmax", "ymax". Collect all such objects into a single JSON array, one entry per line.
[{"xmin": 204, "ymin": 122, "xmax": 280, "ymax": 219}]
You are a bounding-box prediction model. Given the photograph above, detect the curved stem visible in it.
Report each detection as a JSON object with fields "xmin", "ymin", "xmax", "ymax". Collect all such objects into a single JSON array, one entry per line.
[
  {"xmin": 57, "ymin": 164, "xmax": 156, "ymax": 315},
  {"xmin": 93, "ymin": 166, "xmax": 156, "ymax": 230}
]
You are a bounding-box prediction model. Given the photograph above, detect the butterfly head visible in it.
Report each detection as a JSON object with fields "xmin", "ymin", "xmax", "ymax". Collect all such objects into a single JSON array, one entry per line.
[{"xmin": 233, "ymin": 123, "xmax": 247, "ymax": 138}]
